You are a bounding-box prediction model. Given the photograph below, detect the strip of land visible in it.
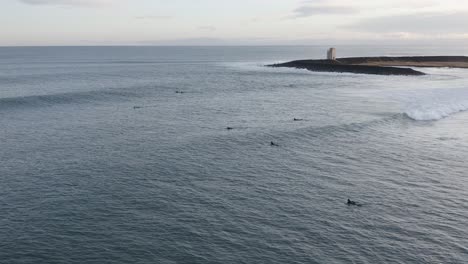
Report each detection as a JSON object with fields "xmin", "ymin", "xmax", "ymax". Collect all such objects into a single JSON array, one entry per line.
[
  {"xmin": 268, "ymin": 56, "xmax": 468, "ymax": 76},
  {"xmin": 338, "ymin": 56, "xmax": 468, "ymax": 68}
]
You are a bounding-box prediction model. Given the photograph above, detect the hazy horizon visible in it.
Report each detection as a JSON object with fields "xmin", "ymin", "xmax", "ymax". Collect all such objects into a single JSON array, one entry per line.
[{"xmin": 2, "ymin": 0, "xmax": 468, "ymax": 46}]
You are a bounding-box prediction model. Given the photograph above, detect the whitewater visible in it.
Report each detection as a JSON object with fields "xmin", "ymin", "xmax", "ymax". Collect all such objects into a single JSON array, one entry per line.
[{"xmin": 402, "ymin": 86, "xmax": 468, "ymax": 120}]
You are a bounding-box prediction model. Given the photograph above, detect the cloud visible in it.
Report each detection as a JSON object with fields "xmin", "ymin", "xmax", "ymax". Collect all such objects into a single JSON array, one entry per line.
[
  {"xmin": 19, "ymin": 0, "xmax": 111, "ymax": 6},
  {"xmin": 292, "ymin": 4, "xmax": 358, "ymax": 18},
  {"xmin": 347, "ymin": 12, "xmax": 468, "ymax": 34},
  {"xmin": 138, "ymin": 38, "xmax": 228, "ymax": 46},
  {"xmin": 135, "ymin": 15, "xmax": 173, "ymax": 20},
  {"xmin": 198, "ymin": 26, "xmax": 216, "ymax": 32}
]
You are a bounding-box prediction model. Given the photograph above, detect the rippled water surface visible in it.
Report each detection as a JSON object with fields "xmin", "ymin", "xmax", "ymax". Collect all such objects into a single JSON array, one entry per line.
[{"xmin": 1, "ymin": 46, "xmax": 468, "ymax": 263}]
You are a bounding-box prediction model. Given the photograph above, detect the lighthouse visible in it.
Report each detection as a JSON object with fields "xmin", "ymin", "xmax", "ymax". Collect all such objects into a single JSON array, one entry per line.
[{"xmin": 327, "ymin": 48, "xmax": 336, "ymax": 60}]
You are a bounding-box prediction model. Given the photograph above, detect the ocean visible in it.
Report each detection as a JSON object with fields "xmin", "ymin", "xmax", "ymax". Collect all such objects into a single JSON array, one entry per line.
[{"xmin": 1, "ymin": 46, "xmax": 468, "ymax": 263}]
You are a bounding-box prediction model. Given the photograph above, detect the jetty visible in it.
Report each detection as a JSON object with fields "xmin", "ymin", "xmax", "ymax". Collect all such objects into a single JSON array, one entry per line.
[{"xmin": 268, "ymin": 48, "xmax": 468, "ymax": 76}]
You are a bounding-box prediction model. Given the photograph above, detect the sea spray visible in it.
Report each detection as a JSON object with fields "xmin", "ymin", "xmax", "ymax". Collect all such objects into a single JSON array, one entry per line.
[{"xmin": 403, "ymin": 87, "xmax": 468, "ymax": 121}]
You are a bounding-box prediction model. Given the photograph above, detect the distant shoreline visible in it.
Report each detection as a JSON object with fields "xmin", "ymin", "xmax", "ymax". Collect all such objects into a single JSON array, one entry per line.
[{"xmin": 268, "ymin": 56, "xmax": 468, "ymax": 76}]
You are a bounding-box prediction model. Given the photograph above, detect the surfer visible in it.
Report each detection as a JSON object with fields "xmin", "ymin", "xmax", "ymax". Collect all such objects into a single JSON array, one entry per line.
[
  {"xmin": 347, "ymin": 199, "xmax": 361, "ymax": 206},
  {"xmin": 271, "ymin": 141, "xmax": 279, "ymax": 146},
  {"xmin": 293, "ymin": 118, "xmax": 303, "ymax": 121}
]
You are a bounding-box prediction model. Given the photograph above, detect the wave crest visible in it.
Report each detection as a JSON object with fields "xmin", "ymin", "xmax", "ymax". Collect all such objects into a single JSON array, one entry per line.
[{"xmin": 402, "ymin": 87, "xmax": 468, "ymax": 121}]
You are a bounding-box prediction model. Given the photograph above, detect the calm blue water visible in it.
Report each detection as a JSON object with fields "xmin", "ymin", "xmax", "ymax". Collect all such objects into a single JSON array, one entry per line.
[{"xmin": 1, "ymin": 46, "xmax": 468, "ymax": 264}]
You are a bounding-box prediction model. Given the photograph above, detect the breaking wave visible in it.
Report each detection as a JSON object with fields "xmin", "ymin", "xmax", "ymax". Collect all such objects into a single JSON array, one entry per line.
[{"xmin": 403, "ymin": 87, "xmax": 468, "ymax": 121}]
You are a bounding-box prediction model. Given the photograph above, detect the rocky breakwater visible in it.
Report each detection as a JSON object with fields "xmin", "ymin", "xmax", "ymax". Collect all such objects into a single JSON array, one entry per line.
[{"xmin": 268, "ymin": 59, "xmax": 426, "ymax": 76}]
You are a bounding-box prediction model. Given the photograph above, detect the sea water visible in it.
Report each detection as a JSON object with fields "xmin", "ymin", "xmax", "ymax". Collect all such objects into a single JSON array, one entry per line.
[{"xmin": 1, "ymin": 46, "xmax": 468, "ymax": 263}]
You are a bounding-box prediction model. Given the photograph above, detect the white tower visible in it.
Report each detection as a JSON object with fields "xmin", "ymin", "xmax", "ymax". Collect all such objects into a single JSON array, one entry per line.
[{"xmin": 327, "ymin": 48, "xmax": 336, "ymax": 60}]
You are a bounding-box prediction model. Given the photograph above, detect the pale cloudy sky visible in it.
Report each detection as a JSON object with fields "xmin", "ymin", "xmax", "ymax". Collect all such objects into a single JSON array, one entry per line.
[{"xmin": 1, "ymin": 0, "xmax": 467, "ymax": 46}]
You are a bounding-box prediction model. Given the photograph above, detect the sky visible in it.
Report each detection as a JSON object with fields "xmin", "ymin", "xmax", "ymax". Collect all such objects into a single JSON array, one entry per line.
[{"xmin": 1, "ymin": 0, "xmax": 468, "ymax": 46}]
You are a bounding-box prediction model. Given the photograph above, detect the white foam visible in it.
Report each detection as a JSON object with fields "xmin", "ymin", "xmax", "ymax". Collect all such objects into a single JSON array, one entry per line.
[
  {"xmin": 403, "ymin": 87, "xmax": 468, "ymax": 121},
  {"xmin": 220, "ymin": 61, "xmax": 379, "ymax": 77},
  {"xmin": 220, "ymin": 61, "xmax": 311, "ymax": 74}
]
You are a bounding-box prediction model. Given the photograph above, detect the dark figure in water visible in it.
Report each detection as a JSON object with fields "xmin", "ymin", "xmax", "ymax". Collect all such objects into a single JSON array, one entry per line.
[
  {"xmin": 271, "ymin": 141, "xmax": 279, "ymax": 146},
  {"xmin": 293, "ymin": 118, "xmax": 304, "ymax": 121},
  {"xmin": 226, "ymin": 127, "xmax": 234, "ymax": 130},
  {"xmin": 175, "ymin": 91, "xmax": 185, "ymax": 94},
  {"xmin": 347, "ymin": 199, "xmax": 361, "ymax": 206},
  {"xmin": 133, "ymin": 106, "xmax": 142, "ymax": 109}
]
